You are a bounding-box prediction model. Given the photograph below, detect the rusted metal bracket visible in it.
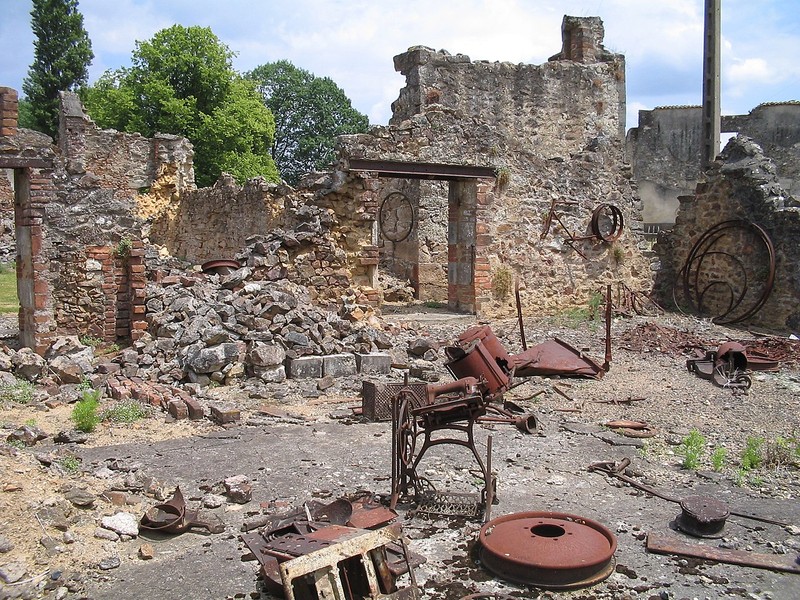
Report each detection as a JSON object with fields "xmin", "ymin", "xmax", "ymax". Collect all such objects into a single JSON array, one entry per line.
[
  {"xmin": 140, "ymin": 487, "xmax": 224, "ymax": 534},
  {"xmin": 646, "ymin": 532, "xmax": 800, "ymax": 574},
  {"xmin": 540, "ymin": 200, "xmax": 624, "ymax": 259}
]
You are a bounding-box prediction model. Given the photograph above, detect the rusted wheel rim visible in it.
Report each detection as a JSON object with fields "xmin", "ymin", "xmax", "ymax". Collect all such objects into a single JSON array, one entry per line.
[
  {"xmin": 477, "ymin": 511, "xmax": 617, "ymax": 589},
  {"xmin": 201, "ymin": 259, "xmax": 241, "ymax": 275}
]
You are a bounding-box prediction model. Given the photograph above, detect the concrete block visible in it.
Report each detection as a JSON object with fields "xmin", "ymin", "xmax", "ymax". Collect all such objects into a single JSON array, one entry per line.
[
  {"xmin": 355, "ymin": 352, "xmax": 392, "ymax": 375},
  {"xmin": 323, "ymin": 353, "xmax": 357, "ymax": 378},
  {"xmin": 286, "ymin": 356, "xmax": 323, "ymax": 379}
]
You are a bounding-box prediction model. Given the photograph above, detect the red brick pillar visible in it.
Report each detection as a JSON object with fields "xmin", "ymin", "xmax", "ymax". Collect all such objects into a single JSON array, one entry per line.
[
  {"xmin": 128, "ymin": 240, "xmax": 147, "ymax": 341},
  {"xmin": 473, "ymin": 178, "xmax": 495, "ymax": 315},
  {"xmin": 16, "ymin": 167, "xmax": 56, "ymax": 354},
  {"xmin": 0, "ymin": 87, "xmax": 19, "ymax": 137}
]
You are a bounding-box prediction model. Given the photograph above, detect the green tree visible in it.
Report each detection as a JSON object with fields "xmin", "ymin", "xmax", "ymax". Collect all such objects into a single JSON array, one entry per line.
[
  {"xmin": 82, "ymin": 25, "xmax": 278, "ymax": 186},
  {"xmin": 247, "ymin": 61, "xmax": 369, "ymax": 185},
  {"xmin": 22, "ymin": 0, "xmax": 93, "ymax": 139}
]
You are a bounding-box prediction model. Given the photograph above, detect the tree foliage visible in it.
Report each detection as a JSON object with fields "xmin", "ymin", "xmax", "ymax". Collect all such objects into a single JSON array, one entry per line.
[
  {"xmin": 22, "ymin": 0, "xmax": 94, "ymax": 139},
  {"xmin": 247, "ymin": 61, "xmax": 369, "ymax": 185},
  {"xmin": 82, "ymin": 25, "xmax": 278, "ymax": 187}
]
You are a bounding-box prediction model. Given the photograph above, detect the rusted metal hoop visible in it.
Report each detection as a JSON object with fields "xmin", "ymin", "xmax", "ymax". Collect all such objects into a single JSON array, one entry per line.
[
  {"xmin": 677, "ymin": 220, "xmax": 775, "ymax": 324},
  {"xmin": 590, "ymin": 203, "xmax": 624, "ymax": 242},
  {"xmin": 379, "ymin": 191, "xmax": 415, "ymax": 243}
]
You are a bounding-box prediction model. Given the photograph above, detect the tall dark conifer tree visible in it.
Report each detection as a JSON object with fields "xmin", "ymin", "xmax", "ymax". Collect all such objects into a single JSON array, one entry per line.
[{"xmin": 22, "ymin": 0, "xmax": 93, "ymax": 139}]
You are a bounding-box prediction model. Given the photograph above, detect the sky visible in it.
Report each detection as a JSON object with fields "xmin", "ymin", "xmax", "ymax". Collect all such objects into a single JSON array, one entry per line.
[{"xmin": 1, "ymin": 0, "xmax": 799, "ymax": 133}]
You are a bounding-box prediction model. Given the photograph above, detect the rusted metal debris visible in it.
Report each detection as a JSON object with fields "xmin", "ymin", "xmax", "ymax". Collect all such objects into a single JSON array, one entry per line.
[
  {"xmin": 686, "ymin": 342, "xmax": 753, "ymax": 388},
  {"xmin": 646, "ymin": 532, "xmax": 800, "ymax": 574},
  {"xmin": 241, "ymin": 499, "xmax": 424, "ymax": 599},
  {"xmin": 200, "ymin": 259, "xmax": 241, "ymax": 276},
  {"xmin": 139, "ymin": 486, "xmax": 224, "ymax": 534},
  {"xmin": 477, "ymin": 511, "xmax": 617, "ymax": 589},
  {"xmin": 676, "ymin": 220, "xmax": 776, "ymax": 325},
  {"xmin": 674, "ymin": 495, "xmax": 729, "ymax": 538},
  {"xmin": 618, "ymin": 322, "xmax": 795, "ymax": 367},
  {"xmin": 512, "ymin": 285, "xmax": 612, "ymax": 379},
  {"xmin": 513, "ymin": 338, "xmax": 606, "ymax": 379},
  {"xmin": 539, "ymin": 200, "xmax": 625, "ymax": 258},
  {"xmin": 603, "ymin": 420, "xmax": 657, "ymax": 438},
  {"xmin": 588, "ymin": 458, "xmax": 788, "ymax": 528},
  {"xmin": 390, "ymin": 377, "xmax": 496, "ymax": 521}
]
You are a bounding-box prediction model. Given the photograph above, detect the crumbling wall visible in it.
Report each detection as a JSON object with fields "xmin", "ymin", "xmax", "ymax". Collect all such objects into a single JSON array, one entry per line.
[
  {"xmin": 341, "ymin": 15, "xmax": 651, "ymax": 318},
  {"xmin": 150, "ymin": 174, "xmax": 286, "ymax": 264},
  {"xmin": 626, "ymin": 106, "xmax": 703, "ymax": 226},
  {"xmin": 734, "ymin": 102, "xmax": 800, "ymax": 197},
  {"xmin": 655, "ymin": 136, "xmax": 800, "ymax": 331},
  {"xmin": 628, "ymin": 102, "xmax": 800, "ymax": 228}
]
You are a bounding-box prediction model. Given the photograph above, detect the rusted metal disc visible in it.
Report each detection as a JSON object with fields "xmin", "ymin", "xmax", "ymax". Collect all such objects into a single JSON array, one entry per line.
[
  {"xmin": 201, "ymin": 259, "xmax": 241, "ymax": 275},
  {"xmin": 477, "ymin": 511, "xmax": 617, "ymax": 589},
  {"xmin": 675, "ymin": 495, "xmax": 729, "ymax": 538}
]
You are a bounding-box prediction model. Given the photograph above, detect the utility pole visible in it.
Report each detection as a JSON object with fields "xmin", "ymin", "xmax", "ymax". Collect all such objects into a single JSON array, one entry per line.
[{"xmin": 701, "ymin": 0, "xmax": 721, "ymax": 169}]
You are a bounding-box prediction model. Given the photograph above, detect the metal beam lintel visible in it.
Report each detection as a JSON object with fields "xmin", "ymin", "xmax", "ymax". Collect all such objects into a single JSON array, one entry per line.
[
  {"xmin": 0, "ymin": 156, "xmax": 53, "ymax": 169},
  {"xmin": 348, "ymin": 158, "xmax": 495, "ymax": 181}
]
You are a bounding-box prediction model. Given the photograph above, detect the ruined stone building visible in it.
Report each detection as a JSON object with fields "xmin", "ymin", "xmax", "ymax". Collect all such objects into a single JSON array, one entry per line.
[
  {"xmin": 627, "ymin": 102, "xmax": 800, "ymax": 230},
  {"xmin": 338, "ymin": 16, "xmax": 652, "ymax": 318},
  {"xmin": 1, "ymin": 15, "xmax": 798, "ymax": 356}
]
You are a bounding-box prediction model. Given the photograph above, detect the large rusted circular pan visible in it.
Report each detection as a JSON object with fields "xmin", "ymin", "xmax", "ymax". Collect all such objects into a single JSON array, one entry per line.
[
  {"xmin": 477, "ymin": 511, "xmax": 617, "ymax": 590},
  {"xmin": 201, "ymin": 259, "xmax": 241, "ymax": 276}
]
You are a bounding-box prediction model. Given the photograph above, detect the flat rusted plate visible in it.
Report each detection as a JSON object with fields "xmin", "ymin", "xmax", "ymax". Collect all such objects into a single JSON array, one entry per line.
[
  {"xmin": 478, "ymin": 511, "xmax": 616, "ymax": 589},
  {"xmin": 513, "ymin": 338, "xmax": 605, "ymax": 379}
]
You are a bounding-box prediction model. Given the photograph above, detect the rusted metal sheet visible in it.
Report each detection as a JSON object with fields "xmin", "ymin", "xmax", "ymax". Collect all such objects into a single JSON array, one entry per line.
[
  {"xmin": 477, "ymin": 511, "xmax": 617, "ymax": 589},
  {"xmin": 512, "ymin": 338, "xmax": 606, "ymax": 379},
  {"xmin": 646, "ymin": 532, "xmax": 800, "ymax": 574}
]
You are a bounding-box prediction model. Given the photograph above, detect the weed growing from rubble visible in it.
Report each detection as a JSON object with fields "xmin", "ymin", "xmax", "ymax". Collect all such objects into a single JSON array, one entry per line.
[
  {"xmin": 763, "ymin": 436, "xmax": 799, "ymax": 468},
  {"xmin": 6, "ymin": 438, "xmax": 25, "ymax": 450},
  {"xmin": 23, "ymin": 418, "xmax": 37, "ymax": 427},
  {"xmin": 113, "ymin": 237, "xmax": 133, "ymax": 258},
  {"xmin": 740, "ymin": 436, "xmax": 764, "ymax": 471},
  {"xmin": 491, "ymin": 265, "xmax": 513, "ymax": 301},
  {"xmin": 679, "ymin": 429, "xmax": 706, "ymax": 470},
  {"xmin": 588, "ymin": 291, "xmax": 603, "ymax": 320},
  {"xmin": 0, "ymin": 378, "xmax": 35, "ymax": 405},
  {"xmin": 102, "ymin": 400, "xmax": 148, "ymax": 424},
  {"xmin": 57, "ymin": 456, "xmax": 81, "ymax": 475},
  {"xmin": 711, "ymin": 447, "xmax": 728, "ymax": 471},
  {"xmin": 71, "ymin": 389, "xmax": 101, "ymax": 433},
  {"xmin": 79, "ymin": 335, "xmax": 103, "ymax": 348}
]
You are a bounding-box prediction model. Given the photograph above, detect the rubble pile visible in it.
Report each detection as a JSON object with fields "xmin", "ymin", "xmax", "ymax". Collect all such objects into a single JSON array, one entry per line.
[{"xmin": 136, "ymin": 272, "xmax": 393, "ymax": 387}]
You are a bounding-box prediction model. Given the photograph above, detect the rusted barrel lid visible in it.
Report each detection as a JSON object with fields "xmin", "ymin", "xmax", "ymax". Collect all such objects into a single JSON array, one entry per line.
[
  {"xmin": 477, "ymin": 511, "xmax": 617, "ymax": 590},
  {"xmin": 675, "ymin": 495, "xmax": 729, "ymax": 538}
]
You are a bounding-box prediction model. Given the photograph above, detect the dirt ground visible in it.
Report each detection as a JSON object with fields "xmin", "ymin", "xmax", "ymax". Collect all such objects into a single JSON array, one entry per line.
[{"xmin": 1, "ymin": 309, "xmax": 799, "ymax": 599}]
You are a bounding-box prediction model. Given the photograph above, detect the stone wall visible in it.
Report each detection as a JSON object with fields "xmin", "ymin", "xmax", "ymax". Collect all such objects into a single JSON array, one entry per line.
[
  {"xmin": 655, "ymin": 136, "xmax": 800, "ymax": 331},
  {"xmin": 628, "ymin": 102, "xmax": 800, "ymax": 227},
  {"xmin": 340, "ymin": 15, "xmax": 651, "ymax": 318}
]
